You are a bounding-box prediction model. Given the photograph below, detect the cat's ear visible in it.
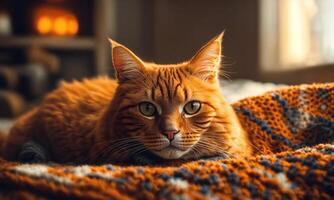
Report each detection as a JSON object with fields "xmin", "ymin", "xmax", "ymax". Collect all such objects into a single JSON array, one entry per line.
[
  {"xmin": 109, "ymin": 39, "xmax": 145, "ymax": 82},
  {"xmin": 188, "ymin": 32, "xmax": 224, "ymax": 81}
]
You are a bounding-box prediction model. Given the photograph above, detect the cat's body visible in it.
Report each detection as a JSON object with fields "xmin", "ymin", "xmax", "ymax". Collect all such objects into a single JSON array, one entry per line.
[
  {"xmin": 3, "ymin": 78, "xmax": 117, "ymax": 163},
  {"xmin": 1, "ymin": 33, "xmax": 252, "ymax": 164}
]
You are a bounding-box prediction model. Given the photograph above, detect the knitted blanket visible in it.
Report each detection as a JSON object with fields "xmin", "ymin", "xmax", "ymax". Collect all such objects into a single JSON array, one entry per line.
[{"xmin": 1, "ymin": 83, "xmax": 334, "ymax": 200}]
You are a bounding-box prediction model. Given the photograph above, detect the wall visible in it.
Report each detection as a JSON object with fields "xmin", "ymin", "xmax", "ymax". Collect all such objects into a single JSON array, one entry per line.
[{"xmin": 113, "ymin": 0, "xmax": 260, "ymax": 80}]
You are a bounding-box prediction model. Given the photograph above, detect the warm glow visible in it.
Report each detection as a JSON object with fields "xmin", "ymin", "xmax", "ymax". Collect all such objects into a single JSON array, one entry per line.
[
  {"xmin": 260, "ymin": 0, "xmax": 334, "ymax": 71},
  {"xmin": 54, "ymin": 17, "xmax": 67, "ymax": 35},
  {"xmin": 37, "ymin": 16, "xmax": 52, "ymax": 34},
  {"xmin": 34, "ymin": 6, "xmax": 79, "ymax": 36},
  {"xmin": 68, "ymin": 19, "xmax": 79, "ymax": 35},
  {"xmin": 279, "ymin": 0, "xmax": 311, "ymax": 66}
]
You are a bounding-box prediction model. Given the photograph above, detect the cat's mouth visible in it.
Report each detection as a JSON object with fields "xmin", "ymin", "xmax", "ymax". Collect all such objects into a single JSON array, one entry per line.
[
  {"xmin": 151, "ymin": 145, "xmax": 188, "ymax": 159},
  {"xmin": 157, "ymin": 145, "xmax": 183, "ymax": 152}
]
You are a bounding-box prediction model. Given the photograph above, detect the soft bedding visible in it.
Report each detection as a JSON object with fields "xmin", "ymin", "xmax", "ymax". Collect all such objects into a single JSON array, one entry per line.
[{"xmin": 0, "ymin": 83, "xmax": 333, "ymax": 199}]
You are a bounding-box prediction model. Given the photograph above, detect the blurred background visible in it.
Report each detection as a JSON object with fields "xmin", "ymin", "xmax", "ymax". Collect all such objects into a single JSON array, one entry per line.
[{"xmin": 0, "ymin": 0, "xmax": 333, "ymax": 126}]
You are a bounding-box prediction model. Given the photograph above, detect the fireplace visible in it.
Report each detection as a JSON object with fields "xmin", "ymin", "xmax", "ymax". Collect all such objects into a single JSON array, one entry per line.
[
  {"xmin": 0, "ymin": 0, "xmax": 112, "ymax": 115},
  {"xmin": 34, "ymin": 5, "xmax": 79, "ymax": 36},
  {"xmin": 0, "ymin": 0, "xmax": 112, "ymax": 78},
  {"xmin": 6, "ymin": 0, "xmax": 93, "ymax": 36}
]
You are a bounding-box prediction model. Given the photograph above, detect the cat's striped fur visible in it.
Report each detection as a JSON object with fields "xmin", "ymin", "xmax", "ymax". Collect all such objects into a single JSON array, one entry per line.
[{"xmin": 1, "ymin": 33, "xmax": 252, "ymax": 164}]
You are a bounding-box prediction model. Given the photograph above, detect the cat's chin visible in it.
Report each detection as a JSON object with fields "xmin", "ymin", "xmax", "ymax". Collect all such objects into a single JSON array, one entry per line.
[{"xmin": 152, "ymin": 146, "xmax": 188, "ymax": 160}]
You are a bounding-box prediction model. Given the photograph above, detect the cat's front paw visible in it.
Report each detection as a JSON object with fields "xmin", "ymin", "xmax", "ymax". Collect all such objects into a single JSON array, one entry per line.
[{"xmin": 18, "ymin": 140, "xmax": 50, "ymax": 163}]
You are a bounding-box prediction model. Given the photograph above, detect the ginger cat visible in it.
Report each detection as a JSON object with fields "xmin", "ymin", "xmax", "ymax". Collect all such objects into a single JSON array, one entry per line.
[{"xmin": 1, "ymin": 33, "xmax": 252, "ymax": 164}]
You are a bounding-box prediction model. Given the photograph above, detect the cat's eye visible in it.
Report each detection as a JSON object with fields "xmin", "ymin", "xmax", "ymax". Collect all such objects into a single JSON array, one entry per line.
[
  {"xmin": 183, "ymin": 101, "xmax": 201, "ymax": 115},
  {"xmin": 138, "ymin": 102, "xmax": 157, "ymax": 117}
]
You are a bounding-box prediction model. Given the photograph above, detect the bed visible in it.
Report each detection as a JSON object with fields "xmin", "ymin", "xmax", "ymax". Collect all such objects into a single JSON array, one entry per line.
[{"xmin": 1, "ymin": 81, "xmax": 333, "ymax": 199}]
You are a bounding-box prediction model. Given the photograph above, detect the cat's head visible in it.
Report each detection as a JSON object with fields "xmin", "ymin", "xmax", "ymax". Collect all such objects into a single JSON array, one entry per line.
[{"xmin": 109, "ymin": 33, "xmax": 230, "ymax": 160}]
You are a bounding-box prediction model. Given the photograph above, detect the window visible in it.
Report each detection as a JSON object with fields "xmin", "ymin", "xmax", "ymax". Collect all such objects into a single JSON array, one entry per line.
[{"xmin": 260, "ymin": 0, "xmax": 334, "ymax": 71}]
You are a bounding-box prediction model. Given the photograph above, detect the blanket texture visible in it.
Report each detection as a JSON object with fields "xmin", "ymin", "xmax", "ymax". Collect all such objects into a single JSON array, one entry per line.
[{"xmin": 0, "ymin": 83, "xmax": 333, "ymax": 200}]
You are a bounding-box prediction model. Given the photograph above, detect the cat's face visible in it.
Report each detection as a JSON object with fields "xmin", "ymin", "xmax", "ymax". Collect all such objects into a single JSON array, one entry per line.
[{"xmin": 110, "ymin": 33, "xmax": 226, "ymax": 160}]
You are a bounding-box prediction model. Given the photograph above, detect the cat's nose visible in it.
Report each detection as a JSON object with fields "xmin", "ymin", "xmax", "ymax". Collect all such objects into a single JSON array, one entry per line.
[{"xmin": 161, "ymin": 130, "xmax": 180, "ymax": 141}]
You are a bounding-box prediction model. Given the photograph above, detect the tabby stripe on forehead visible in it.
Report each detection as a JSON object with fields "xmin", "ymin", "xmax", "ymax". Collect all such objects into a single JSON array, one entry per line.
[
  {"xmin": 171, "ymin": 70, "xmax": 178, "ymax": 81},
  {"xmin": 155, "ymin": 70, "xmax": 167, "ymax": 97},
  {"xmin": 157, "ymin": 81, "xmax": 165, "ymax": 97},
  {"xmin": 179, "ymin": 68, "xmax": 188, "ymax": 78},
  {"xmin": 156, "ymin": 70, "xmax": 161, "ymax": 85},
  {"xmin": 163, "ymin": 78, "xmax": 172, "ymax": 102},
  {"xmin": 163, "ymin": 68, "xmax": 169, "ymax": 78},
  {"xmin": 151, "ymin": 87, "xmax": 156, "ymax": 100},
  {"xmin": 173, "ymin": 83, "xmax": 182, "ymax": 99},
  {"xmin": 167, "ymin": 70, "xmax": 173, "ymax": 86},
  {"xmin": 175, "ymin": 70, "xmax": 183, "ymax": 82},
  {"xmin": 170, "ymin": 73, "xmax": 178, "ymax": 100},
  {"xmin": 165, "ymin": 68, "xmax": 173, "ymax": 92}
]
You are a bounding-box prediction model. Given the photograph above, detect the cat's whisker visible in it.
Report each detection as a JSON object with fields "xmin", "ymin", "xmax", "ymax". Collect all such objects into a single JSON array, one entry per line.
[
  {"xmin": 202, "ymin": 133, "xmax": 229, "ymax": 139},
  {"xmin": 196, "ymin": 145, "xmax": 224, "ymax": 153},
  {"xmin": 109, "ymin": 143, "xmax": 140, "ymax": 154},
  {"xmin": 201, "ymin": 137, "xmax": 227, "ymax": 142},
  {"xmin": 93, "ymin": 143, "xmax": 123, "ymax": 161},
  {"xmin": 118, "ymin": 145, "xmax": 145, "ymax": 157},
  {"xmin": 107, "ymin": 141, "xmax": 142, "ymax": 153},
  {"xmin": 194, "ymin": 144, "xmax": 231, "ymax": 158},
  {"xmin": 109, "ymin": 136, "xmax": 144, "ymax": 142},
  {"xmin": 88, "ymin": 146, "xmax": 114, "ymax": 164},
  {"xmin": 195, "ymin": 142, "xmax": 217, "ymax": 150},
  {"xmin": 92, "ymin": 139, "xmax": 143, "ymax": 162},
  {"xmin": 112, "ymin": 143, "xmax": 149, "ymax": 161},
  {"xmin": 195, "ymin": 140, "xmax": 231, "ymax": 154},
  {"xmin": 190, "ymin": 146, "xmax": 203, "ymax": 159},
  {"xmin": 105, "ymin": 143, "xmax": 146, "ymax": 161},
  {"xmin": 141, "ymin": 140, "xmax": 167, "ymax": 145},
  {"xmin": 80, "ymin": 141, "xmax": 116, "ymax": 164},
  {"xmin": 199, "ymin": 141, "xmax": 228, "ymax": 148},
  {"xmin": 129, "ymin": 146, "xmax": 149, "ymax": 157},
  {"xmin": 219, "ymin": 71, "xmax": 232, "ymax": 80},
  {"xmin": 206, "ymin": 136, "xmax": 229, "ymax": 141}
]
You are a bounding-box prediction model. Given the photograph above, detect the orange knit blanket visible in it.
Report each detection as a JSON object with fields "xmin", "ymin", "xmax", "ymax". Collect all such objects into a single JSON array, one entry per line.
[{"xmin": 1, "ymin": 83, "xmax": 333, "ymax": 199}]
